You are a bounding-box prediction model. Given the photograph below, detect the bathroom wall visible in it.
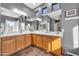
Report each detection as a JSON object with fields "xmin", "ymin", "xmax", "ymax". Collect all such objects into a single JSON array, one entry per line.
[{"xmin": 60, "ymin": 3, "xmax": 79, "ymax": 52}]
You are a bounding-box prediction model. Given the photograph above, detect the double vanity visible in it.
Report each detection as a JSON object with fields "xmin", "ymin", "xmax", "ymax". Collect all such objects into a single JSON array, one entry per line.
[
  {"xmin": 0, "ymin": 3, "xmax": 63, "ymax": 56},
  {"xmin": 0, "ymin": 31, "xmax": 62, "ymax": 56}
]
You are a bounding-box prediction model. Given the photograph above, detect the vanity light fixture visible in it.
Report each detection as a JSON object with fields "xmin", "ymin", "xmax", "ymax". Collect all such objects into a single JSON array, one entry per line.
[{"xmin": 13, "ymin": 8, "xmax": 27, "ymax": 16}]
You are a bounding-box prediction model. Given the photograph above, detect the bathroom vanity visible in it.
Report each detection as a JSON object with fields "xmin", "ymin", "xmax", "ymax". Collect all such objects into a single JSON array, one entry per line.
[{"xmin": 1, "ymin": 31, "xmax": 62, "ymax": 56}]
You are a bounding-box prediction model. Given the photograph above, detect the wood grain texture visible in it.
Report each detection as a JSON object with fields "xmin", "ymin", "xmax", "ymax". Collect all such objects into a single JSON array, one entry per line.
[
  {"xmin": 16, "ymin": 35, "xmax": 25, "ymax": 51},
  {"xmin": 51, "ymin": 36, "xmax": 62, "ymax": 55},
  {"xmin": 2, "ymin": 36, "xmax": 16, "ymax": 56},
  {"xmin": 43, "ymin": 35, "xmax": 51, "ymax": 52},
  {"xmin": 11, "ymin": 46, "xmax": 53, "ymax": 56},
  {"xmin": 25, "ymin": 34, "xmax": 32, "ymax": 46},
  {"xmin": 36, "ymin": 34, "xmax": 43, "ymax": 48},
  {"xmin": 32, "ymin": 34, "xmax": 37, "ymax": 46},
  {"xmin": 1, "ymin": 34, "xmax": 62, "ymax": 56}
]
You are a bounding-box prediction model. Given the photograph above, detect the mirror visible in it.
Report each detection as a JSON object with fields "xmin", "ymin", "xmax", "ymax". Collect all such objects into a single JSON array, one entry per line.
[
  {"xmin": 0, "ymin": 15, "xmax": 20, "ymax": 34},
  {"xmin": 5, "ymin": 20, "xmax": 16, "ymax": 33},
  {"xmin": 39, "ymin": 21, "xmax": 49, "ymax": 32}
]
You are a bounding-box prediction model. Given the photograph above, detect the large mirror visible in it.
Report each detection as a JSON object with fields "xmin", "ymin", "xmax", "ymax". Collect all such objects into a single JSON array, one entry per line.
[
  {"xmin": 5, "ymin": 20, "xmax": 16, "ymax": 34},
  {"xmin": 0, "ymin": 15, "xmax": 20, "ymax": 34}
]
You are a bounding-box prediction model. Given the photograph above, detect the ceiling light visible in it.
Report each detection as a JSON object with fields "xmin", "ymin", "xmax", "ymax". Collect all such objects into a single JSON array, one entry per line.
[
  {"xmin": 13, "ymin": 8, "xmax": 17, "ymax": 12},
  {"xmin": 36, "ymin": 18, "xmax": 42, "ymax": 21}
]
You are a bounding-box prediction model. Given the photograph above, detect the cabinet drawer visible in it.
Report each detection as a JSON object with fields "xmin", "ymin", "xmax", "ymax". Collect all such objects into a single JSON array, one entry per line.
[{"xmin": 2, "ymin": 36, "xmax": 15, "ymax": 41}]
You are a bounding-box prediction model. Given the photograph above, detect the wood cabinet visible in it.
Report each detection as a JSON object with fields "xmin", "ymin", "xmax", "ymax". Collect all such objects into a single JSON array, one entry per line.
[
  {"xmin": 1, "ymin": 33, "xmax": 62, "ymax": 56},
  {"xmin": 0, "ymin": 37, "xmax": 1, "ymax": 56},
  {"xmin": 25, "ymin": 34, "xmax": 31, "ymax": 47},
  {"xmin": 32, "ymin": 34, "xmax": 37, "ymax": 46},
  {"xmin": 37, "ymin": 34, "xmax": 43, "ymax": 48},
  {"xmin": 16, "ymin": 35, "xmax": 25, "ymax": 51},
  {"xmin": 43, "ymin": 35, "xmax": 51, "ymax": 52},
  {"xmin": 51, "ymin": 36, "xmax": 61, "ymax": 55},
  {"xmin": 2, "ymin": 36, "xmax": 16, "ymax": 56},
  {"xmin": 42, "ymin": 35, "xmax": 61, "ymax": 55}
]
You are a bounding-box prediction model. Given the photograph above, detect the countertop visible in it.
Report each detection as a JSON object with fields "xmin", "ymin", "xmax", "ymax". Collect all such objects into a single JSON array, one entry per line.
[{"xmin": 0, "ymin": 31, "xmax": 63, "ymax": 37}]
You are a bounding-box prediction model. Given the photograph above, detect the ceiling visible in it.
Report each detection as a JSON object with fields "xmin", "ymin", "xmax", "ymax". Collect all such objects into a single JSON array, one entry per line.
[
  {"xmin": 0, "ymin": 7, "xmax": 21, "ymax": 18},
  {"xmin": 24, "ymin": 3, "xmax": 43, "ymax": 9}
]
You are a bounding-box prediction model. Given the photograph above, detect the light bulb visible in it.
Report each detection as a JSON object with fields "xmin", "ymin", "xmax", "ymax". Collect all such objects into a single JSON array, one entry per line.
[
  {"xmin": 13, "ymin": 8, "xmax": 17, "ymax": 12},
  {"xmin": 13, "ymin": 8, "xmax": 27, "ymax": 16},
  {"xmin": 18, "ymin": 10, "xmax": 21, "ymax": 14},
  {"xmin": 36, "ymin": 18, "xmax": 42, "ymax": 21}
]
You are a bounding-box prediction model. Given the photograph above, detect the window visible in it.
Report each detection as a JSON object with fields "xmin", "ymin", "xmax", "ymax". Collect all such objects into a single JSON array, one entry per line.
[
  {"xmin": 42, "ymin": 7, "xmax": 48, "ymax": 14},
  {"xmin": 52, "ymin": 3, "xmax": 60, "ymax": 11},
  {"xmin": 35, "ymin": 11, "xmax": 39, "ymax": 16}
]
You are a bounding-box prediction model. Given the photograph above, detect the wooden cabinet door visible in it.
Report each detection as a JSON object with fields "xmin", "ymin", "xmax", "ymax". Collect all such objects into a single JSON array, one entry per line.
[
  {"xmin": 2, "ymin": 36, "xmax": 16, "ymax": 56},
  {"xmin": 37, "ymin": 34, "xmax": 43, "ymax": 48},
  {"xmin": 16, "ymin": 35, "xmax": 25, "ymax": 51},
  {"xmin": 25, "ymin": 34, "xmax": 31, "ymax": 47},
  {"xmin": 32, "ymin": 34, "xmax": 37, "ymax": 46},
  {"xmin": 0, "ymin": 37, "xmax": 1, "ymax": 56},
  {"xmin": 43, "ymin": 35, "xmax": 51, "ymax": 52},
  {"xmin": 51, "ymin": 36, "xmax": 61, "ymax": 55}
]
